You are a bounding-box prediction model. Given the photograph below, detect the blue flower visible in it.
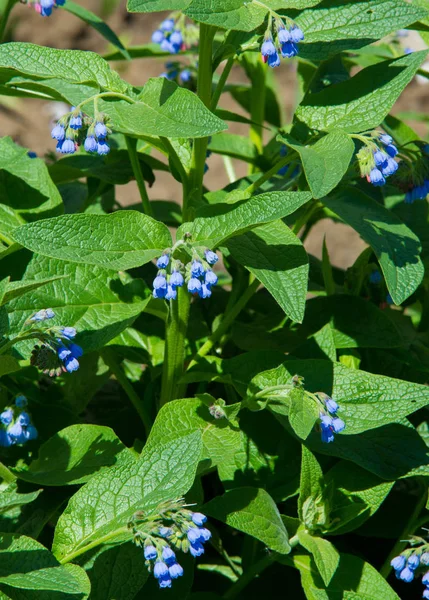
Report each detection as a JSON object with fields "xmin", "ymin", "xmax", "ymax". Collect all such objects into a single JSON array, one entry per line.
[
  {"xmin": 154, "ymin": 275, "xmax": 167, "ymax": 291},
  {"xmin": 158, "ymin": 574, "xmax": 172, "ymax": 588},
  {"xmin": 160, "ymin": 18, "xmax": 175, "ymax": 32},
  {"xmin": 69, "ymin": 343, "xmax": 83, "ymax": 359},
  {"xmin": 379, "ymin": 134, "xmax": 393, "ymax": 145},
  {"xmin": 385, "ymin": 144, "xmax": 398, "ymax": 157},
  {"xmin": 65, "ymin": 356, "xmax": 80, "ymax": 373},
  {"xmin": 205, "ymin": 270, "xmax": 218, "ymax": 286},
  {"xmin": 30, "ymin": 308, "xmax": 55, "ymax": 322},
  {"xmin": 191, "ymin": 261, "xmax": 205, "ymax": 277},
  {"xmin": 69, "ymin": 113, "xmax": 82, "ymax": 130},
  {"xmin": 59, "ymin": 139, "xmax": 76, "ymax": 155},
  {"xmin": 170, "ymin": 271, "xmax": 184, "ymax": 288},
  {"xmin": 159, "ymin": 527, "xmax": 173, "ymax": 538},
  {"xmin": 18, "ymin": 412, "xmax": 31, "ymax": 427},
  {"xmin": 332, "ymin": 417, "xmax": 345, "ymax": 433},
  {"xmin": 51, "ymin": 123, "xmax": 65, "ymax": 141},
  {"xmin": 144, "ymin": 545, "xmax": 157, "ymax": 561},
  {"xmin": 154, "ymin": 561, "xmax": 169, "ymax": 579},
  {"xmin": 261, "ymin": 39, "xmax": 276, "ymax": 57},
  {"xmin": 320, "ymin": 421, "xmax": 335, "ymax": 444},
  {"xmin": 373, "ymin": 150, "xmax": 388, "ymax": 167},
  {"xmin": 165, "ymin": 285, "xmax": 177, "ymax": 301},
  {"xmin": 422, "ymin": 552, "xmax": 429, "ymax": 565},
  {"xmin": 324, "ymin": 398, "xmax": 339, "ymax": 414},
  {"xmin": 391, "ymin": 555, "xmax": 406, "ymax": 571},
  {"xmin": 191, "ymin": 512, "xmax": 207, "ymax": 526},
  {"xmin": 157, "ymin": 255, "xmax": 170, "ymax": 269},
  {"xmin": 399, "ymin": 566, "xmax": 414, "ymax": 582},
  {"xmin": 278, "ymin": 27, "xmax": 290, "ymax": 43},
  {"xmin": 205, "ymin": 250, "xmax": 218, "ymax": 265},
  {"xmin": 268, "ymin": 52, "xmax": 281, "ymax": 68},
  {"xmin": 84, "ymin": 136, "xmax": 98, "ymax": 153},
  {"xmin": 170, "ymin": 30, "xmax": 183, "ymax": 49},
  {"xmin": 24, "ymin": 425, "xmax": 38, "ymax": 441},
  {"xmin": 15, "ymin": 395, "xmax": 27, "ymax": 408},
  {"xmin": 290, "ymin": 25, "xmax": 304, "ymax": 43},
  {"xmin": 180, "ymin": 69, "xmax": 192, "ymax": 83},
  {"xmin": 408, "ymin": 554, "xmax": 420, "ymax": 570},
  {"xmin": 0, "ymin": 408, "xmax": 13, "ymax": 425},
  {"xmin": 40, "ymin": 0, "xmax": 54, "ymax": 16},
  {"xmin": 97, "ymin": 140, "xmax": 110, "ymax": 156},
  {"xmin": 198, "ymin": 528, "xmax": 211, "ymax": 542},
  {"xmin": 0, "ymin": 429, "xmax": 13, "ymax": 447},
  {"xmin": 381, "ymin": 157, "xmax": 398, "ymax": 177},
  {"xmin": 198, "ymin": 283, "xmax": 212, "ymax": 299},
  {"xmin": 152, "ymin": 30, "xmax": 164, "ymax": 44},
  {"xmin": 280, "ymin": 41, "xmax": 298, "ymax": 59},
  {"xmin": 162, "ymin": 546, "xmax": 176, "ymax": 566},
  {"xmin": 57, "ymin": 344, "xmax": 71, "ymax": 361},
  {"xmin": 60, "ymin": 327, "xmax": 76, "ymax": 340},
  {"xmin": 187, "ymin": 528, "xmax": 202, "ymax": 544},
  {"xmin": 423, "ymin": 589, "xmax": 429, "ymax": 600},
  {"xmin": 369, "ymin": 168, "xmax": 385, "ymax": 186},
  {"xmin": 8, "ymin": 422, "xmax": 26, "ymax": 444},
  {"xmin": 422, "ymin": 571, "xmax": 429, "ymax": 585},
  {"xmin": 189, "ymin": 541, "xmax": 205, "ymax": 557},
  {"xmin": 153, "ymin": 287, "xmax": 167, "ymax": 299},
  {"xmin": 169, "ymin": 563, "xmax": 184, "ymax": 579},
  {"xmin": 94, "ymin": 122, "xmax": 107, "ymax": 138}
]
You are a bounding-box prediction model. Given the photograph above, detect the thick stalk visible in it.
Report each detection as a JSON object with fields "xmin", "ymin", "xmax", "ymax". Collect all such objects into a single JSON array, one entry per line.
[
  {"xmin": 187, "ymin": 278, "xmax": 259, "ymax": 370},
  {"xmin": 211, "ymin": 56, "xmax": 234, "ymax": 111},
  {"xmin": 160, "ymin": 288, "xmax": 191, "ymax": 406},
  {"xmin": 185, "ymin": 23, "xmax": 217, "ymax": 221},
  {"xmin": 125, "ymin": 137, "xmax": 153, "ymax": 217},
  {"xmin": 0, "ymin": 0, "xmax": 16, "ymax": 43},
  {"xmin": 248, "ymin": 60, "xmax": 267, "ymax": 175},
  {"xmin": 101, "ymin": 349, "xmax": 152, "ymax": 437}
]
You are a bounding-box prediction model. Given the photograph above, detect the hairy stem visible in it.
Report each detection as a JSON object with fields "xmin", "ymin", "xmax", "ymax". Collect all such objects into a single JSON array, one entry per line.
[
  {"xmin": 59, "ymin": 526, "xmax": 131, "ymax": 565},
  {"xmin": 125, "ymin": 136, "xmax": 153, "ymax": 217},
  {"xmin": 101, "ymin": 349, "xmax": 152, "ymax": 438},
  {"xmin": 248, "ymin": 60, "xmax": 267, "ymax": 174}
]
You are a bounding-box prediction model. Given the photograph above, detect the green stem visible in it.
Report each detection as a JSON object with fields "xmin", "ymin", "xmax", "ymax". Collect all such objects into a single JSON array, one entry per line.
[
  {"xmin": 244, "ymin": 154, "xmax": 294, "ymax": 196},
  {"xmin": 125, "ymin": 136, "xmax": 153, "ymax": 217},
  {"xmin": 293, "ymin": 200, "xmax": 320, "ymax": 235},
  {"xmin": 379, "ymin": 479, "xmax": 427, "ymax": 578},
  {"xmin": 160, "ymin": 287, "xmax": 191, "ymax": 406},
  {"xmin": 211, "ymin": 56, "xmax": 234, "ymax": 111},
  {"xmin": 223, "ymin": 155, "xmax": 236, "ymax": 183},
  {"xmin": 0, "ymin": 461, "xmax": 16, "ymax": 484},
  {"xmin": 160, "ymin": 136, "xmax": 189, "ymax": 194},
  {"xmin": 77, "ymin": 92, "xmax": 136, "ymax": 111},
  {"xmin": 59, "ymin": 526, "xmax": 130, "ymax": 565},
  {"xmin": 185, "ymin": 23, "xmax": 217, "ymax": 221},
  {"xmin": 187, "ymin": 278, "xmax": 259, "ymax": 370},
  {"xmin": 0, "ymin": 332, "xmax": 45, "ymax": 356},
  {"xmin": 248, "ymin": 61, "xmax": 267, "ymax": 174},
  {"xmin": 0, "ymin": 0, "xmax": 16, "ymax": 43},
  {"xmin": 101, "ymin": 349, "xmax": 152, "ymax": 438}
]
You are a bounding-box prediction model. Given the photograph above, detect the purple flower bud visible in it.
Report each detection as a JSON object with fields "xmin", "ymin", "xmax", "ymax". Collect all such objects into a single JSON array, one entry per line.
[
  {"xmin": 170, "ymin": 30, "xmax": 183, "ymax": 47},
  {"xmin": 84, "ymin": 136, "xmax": 98, "ymax": 153},
  {"xmin": 268, "ymin": 52, "xmax": 281, "ymax": 67},
  {"xmin": 156, "ymin": 255, "xmax": 170, "ymax": 269},
  {"xmin": 325, "ymin": 398, "xmax": 339, "ymax": 414},
  {"xmin": 158, "ymin": 574, "xmax": 172, "ymax": 588},
  {"xmin": 421, "ymin": 552, "xmax": 429, "ymax": 565},
  {"xmin": 153, "ymin": 287, "xmax": 167, "ymax": 299},
  {"xmin": 144, "ymin": 545, "xmax": 157, "ymax": 560},
  {"xmin": 320, "ymin": 414, "xmax": 333, "ymax": 427},
  {"xmin": 159, "ymin": 527, "xmax": 173, "ymax": 538},
  {"xmin": 205, "ymin": 250, "xmax": 218, "ymax": 265},
  {"xmin": 8, "ymin": 422, "xmax": 26, "ymax": 444},
  {"xmin": 205, "ymin": 270, "xmax": 218, "ymax": 286},
  {"xmin": 379, "ymin": 134, "xmax": 393, "ymax": 146},
  {"xmin": 423, "ymin": 589, "xmax": 429, "ymax": 600},
  {"xmin": 191, "ymin": 512, "xmax": 207, "ymax": 526}
]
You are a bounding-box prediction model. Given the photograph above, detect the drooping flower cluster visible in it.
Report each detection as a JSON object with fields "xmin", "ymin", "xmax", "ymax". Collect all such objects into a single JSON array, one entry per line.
[
  {"xmin": 391, "ymin": 542, "xmax": 429, "ymax": 597},
  {"xmin": 51, "ymin": 107, "xmax": 111, "ymax": 156},
  {"xmin": 25, "ymin": 0, "xmax": 65, "ymax": 17},
  {"xmin": 153, "ymin": 247, "xmax": 219, "ymax": 301},
  {"xmin": 130, "ymin": 500, "xmax": 211, "ymax": 589},
  {"xmin": 26, "ymin": 309, "xmax": 83, "ymax": 376},
  {"xmin": 152, "ymin": 16, "xmax": 198, "ymax": 55},
  {"xmin": 357, "ymin": 133, "xmax": 399, "ymax": 187},
  {"xmin": 0, "ymin": 395, "xmax": 38, "ymax": 447},
  {"xmin": 260, "ymin": 17, "xmax": 304, "ymax": 67},
  {"xmin": 160, "ymin": 62, "xmax": 194, "ymax": 86},
  {"xmin": 318, "ymin": 394, "xmax": 345, "ymax": 444}
]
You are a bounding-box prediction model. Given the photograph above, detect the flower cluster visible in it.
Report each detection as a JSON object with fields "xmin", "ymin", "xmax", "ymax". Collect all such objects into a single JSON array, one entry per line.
[
  {"xmin": 160, "ymin": 62, "xmax": 194, "ymax": 86},
  {"xmin": 153, "ymin": 248, "xmax": 219, "ymax": 301},
  {"xmin": 51, "ymin": 107, "xmax": 111, "ymax": 156},
  {"xmin": 260, "ymin": 17, "xmax": 304, "ymax": 67},
  {"xmin": 152, "ymin": 16, "xmax": 198, "ymax": 54},
  {"xmin": 27, "ymin": 309, "xmax": 83, "ymax": 376},
  {"xmin": 404, "ymin": 179, "xmax": 429, "ymax": 204},
  {"xmin": 0, "ymin": 396, "xmax": 37, "ymax": 447},
  {"xmin": 26, "ymin": 0, "xmax": 65, "ymax": 17},
  {"xmin": 357, "ymin": 133, "xmax": 399, "ymax": 187},
  {"xmin": 391, "ymin": 544, "xmax": 429, "ymax": 597},
  {"xmin": 130, "ymin": 500, "xmax": 211, "ymax": 589},
  {"xmin": 317, "ymin": 394, "xmax": 345, "ymax": 443}
]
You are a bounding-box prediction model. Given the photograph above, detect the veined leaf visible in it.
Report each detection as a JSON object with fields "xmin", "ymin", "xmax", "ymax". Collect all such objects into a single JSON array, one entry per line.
[{"xmin": 297, "ymin": 531, "xmax": 340, "ymax": 587}]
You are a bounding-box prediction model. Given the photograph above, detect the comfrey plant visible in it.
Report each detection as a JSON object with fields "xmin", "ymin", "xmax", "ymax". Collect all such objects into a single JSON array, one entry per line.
[
  {"xmin": 3, "ymin": 0, "xmax": 429, "ymax": 598},
  {"xmin": 23, "ymin": 0, "xmax": 66, "ymax": 18}
]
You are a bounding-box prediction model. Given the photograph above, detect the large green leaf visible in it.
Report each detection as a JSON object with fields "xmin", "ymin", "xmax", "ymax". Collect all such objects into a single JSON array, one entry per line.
[
  {"xmin": 298, "ymin": 446, "xmax": 326, "ymax": 530},
  {"xmin": 12, "ymin": 425, "xmax": 134, "ymax": 486},
  {"xmin": 226, "ymin": 221, "xmax": 309, "ymax": 323},
  {"xmin": 324, "ymin": 189, "xmax": 424, "ymax": 305},
  {"xmin": 188, "ymin": 191, "xmax": 312, "ymax": 248},
  {"xmin": 52, "ymin": 432, "xmax": 202, "ymax": 562},
  {"xmin": 0, "ymin": 43, "xmax": 128, "ymax": 93},
  {"xmin": 0, "ymin": 137, "xmax": 63, "ymax": 221},
  {"xmin": 98, "ymin": 79, "xmax": 227, "ymax": 139},
  {"xmin": 0, "ymin": 484, "xmax": 41, "ymax": 514},
  {"xmin": 296, "ymin": 0, "xmax": 429, "ymax": 61},
  {"xmin": 0, "ymin": 534, "xmax": 90, "ymax": 598},
  {"xmin": 12, "ymin": 211, "xmax": 172, "ymax": 271},
  {"xmin": 204, "ymin": 487, "xmax": 290, "ymax": 554},
  {"xmin": 1, "ymin": 276, "xmax": 66, "ymax": 306},
  {"xmin": 7, "ymin": 255, "xmax": 150, "ymax": 352},
  {"xmin": 297, "ymin": 531, "xmax": 339, "ymax": 587},
  {"xmin": 127, "ymin": 0, "xmax": 190, "ymax": 12},
  {"xmin": 295, "ymin": 51, "xmax": 428, "ymax": 133},
  {"xmin": 278, "ymin": 132, "xmax": 354, "ymax": 199}
]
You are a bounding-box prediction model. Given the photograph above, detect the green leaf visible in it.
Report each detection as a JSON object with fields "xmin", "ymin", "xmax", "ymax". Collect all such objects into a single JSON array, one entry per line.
[
  {"xmin": 189, "ymin": 191, "xmax": 312, "ymax": 248},
  {"xmin": 288, "ymin": 388, "xmax": 320, "ymax": 440},
  {"xmin": 12, "ymin": 211, "xmax": 172, "ymax": 271},
  {"xmin": 226, "ymin": 220, "xmax": 309, "ymax": 323},
  {"xmin": 204, "ymin": 487, "xmax": 290, "ymax": 554},
  {"xmin": 298, "ymin": 446, "xmax": 326, "ymax": 530},
  {"xmin": 0, "ymin": 43, "xmax": 128, "ymax": 93},
  {"xmin": 296, "ymin": 0, "xmax": 429, "ymax": 61},
  {"xmin": 127, "ymin": 0, "xmax": 190, "ymax": 12},
  {"xmin": 0, "ymin": 484, "xmax": 41, "ymax": 514},
  {"xmin": 293, "ymin": 552, "xmax": 400, "ymax": 599},
  {"xmin": 295, "ymin": 51, "xmax": 428, "ymax": 133},
  {"xmin": 0, "ymin": 137, "xmax": 63, "ymax": 221},
  {"xmin": 98, "ymin": 79, "xmax": 227, "ymax": 139},
  {"xmin": 324, "ymin": 189, "xmax": 424, "ymax": 305},
  {"xmin": 12, "ymin": 425, "xmax": 134, "ymax": 486},
  {"xmin": 1, "ymin": 276, "xmax": 66, "ymax": 306},
  {"xmin": 0, "ymin": 534, "xmax": 90, "ymax": 598},
  {"xmin": 52, "ymin": 432, "xmax": 202, "ymax": 562},
  {"xmin": 278, "ymin": 132, "xmax": 354, "ymax": 199},
  {"xmin": 7, "ymin": 255, "xmax": 151, "ymax": 352},
  {"xmin": 64, "ymin": 1, "xmax": 130, "ymax": 60},
  {"xmin": 297, "ymin": 531, "xmax": 339, "ymax": 587},
  {"xmin": 208, "ymin": 133, "xmax": 259, "ymax": 165},
  {"xmin": 0, "ymin": 355, "xmax": 20, "ymax": 377}
]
